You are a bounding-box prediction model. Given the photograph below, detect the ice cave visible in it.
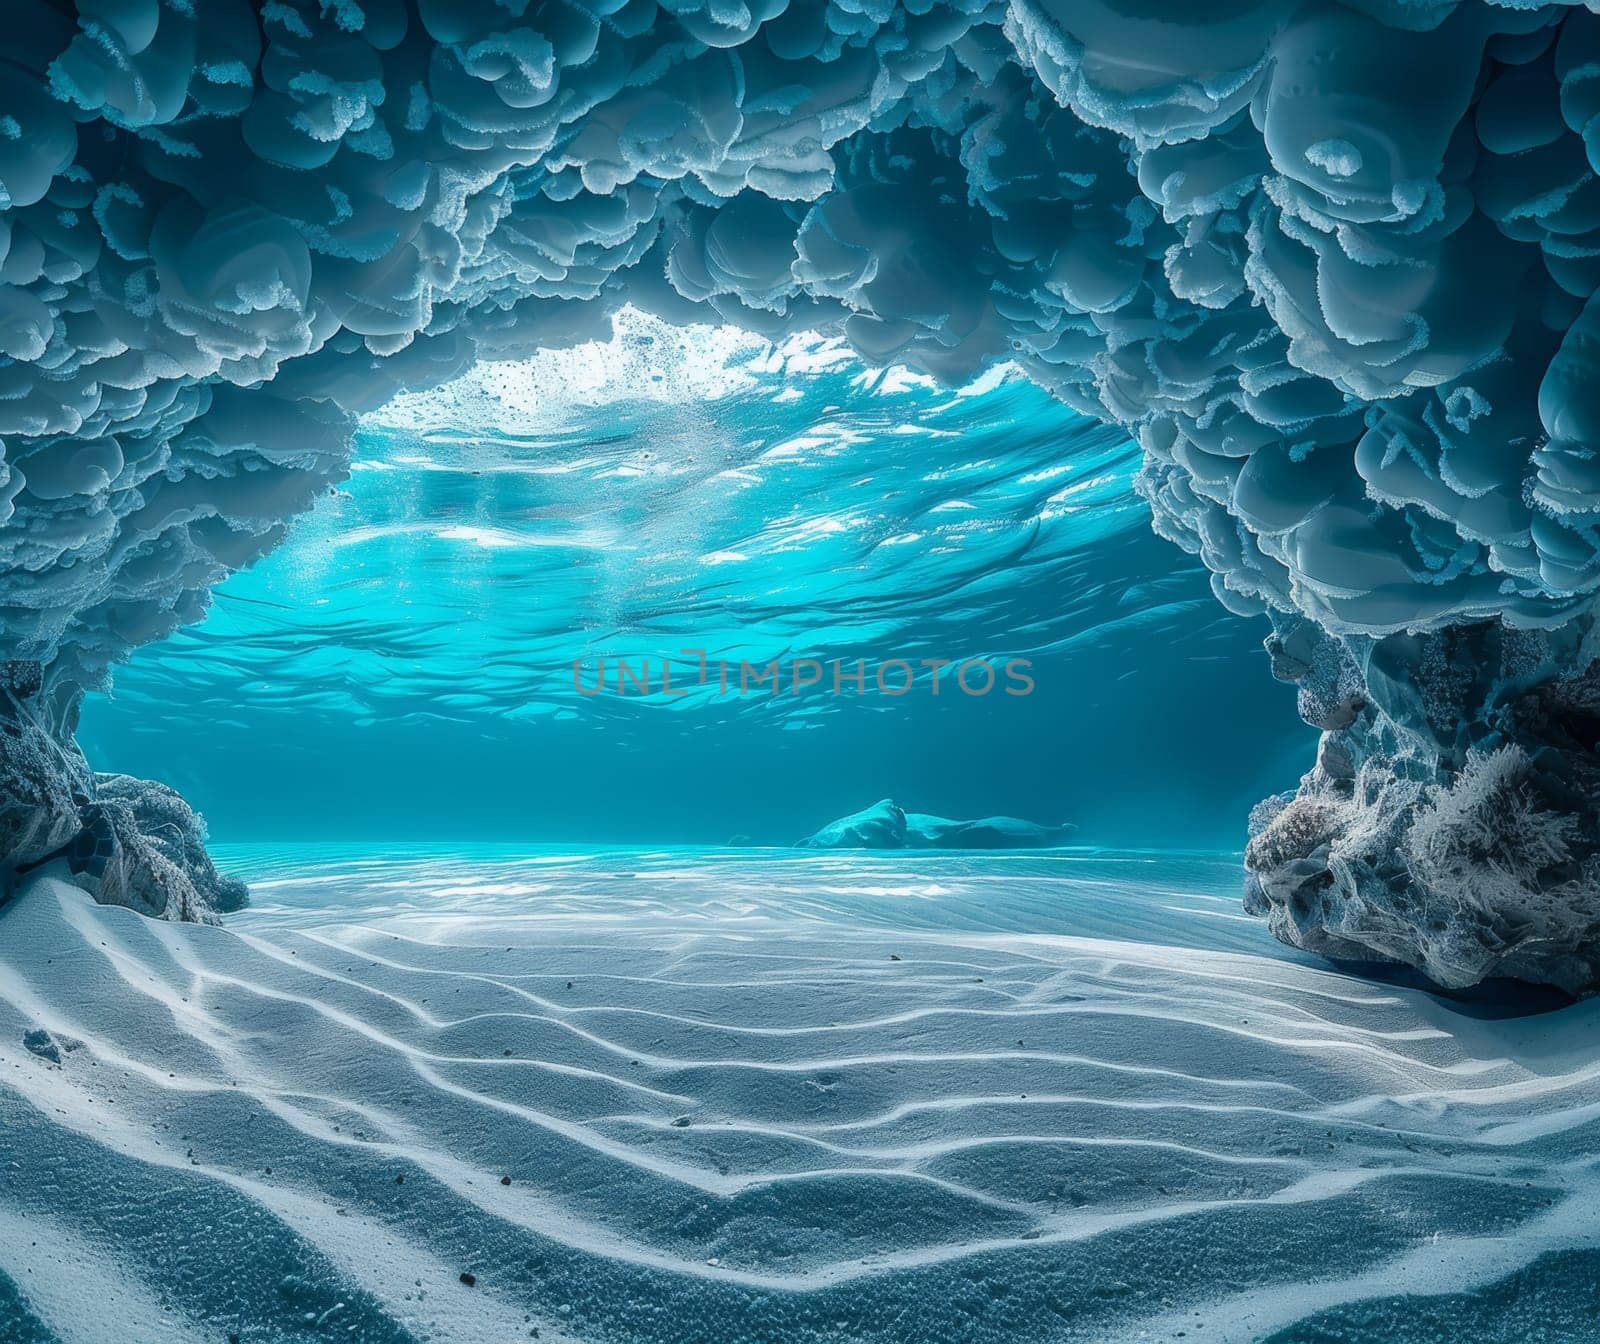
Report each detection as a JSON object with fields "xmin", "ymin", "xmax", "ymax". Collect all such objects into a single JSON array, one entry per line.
[{"xmin": 4, "ymin": 0, "xmax": 1600, "ymax": 1339}]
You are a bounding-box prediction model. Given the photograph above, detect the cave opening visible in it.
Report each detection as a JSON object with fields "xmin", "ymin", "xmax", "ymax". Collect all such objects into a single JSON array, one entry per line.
[{"xmin": 75, "ymin": 312, "xmax": 1309, "ymax": 847}]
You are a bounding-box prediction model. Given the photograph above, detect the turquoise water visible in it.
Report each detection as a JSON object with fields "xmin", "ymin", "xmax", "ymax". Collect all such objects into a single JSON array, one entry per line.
[{"xmin": 79, "ymin": 319, "xmax": 1310, "ymax": 847}]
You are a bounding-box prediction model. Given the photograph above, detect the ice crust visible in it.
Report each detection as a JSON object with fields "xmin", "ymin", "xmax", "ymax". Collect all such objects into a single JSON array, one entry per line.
[{"xmin": 2, "ymin": 1, "xmax": 1600, "ymax": 976}]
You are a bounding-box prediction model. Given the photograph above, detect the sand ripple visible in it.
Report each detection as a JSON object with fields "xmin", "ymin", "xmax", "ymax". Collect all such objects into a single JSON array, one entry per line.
[{"xmin": 2, "ymin": 849, "xmax": 1597, "ymax": 1342}]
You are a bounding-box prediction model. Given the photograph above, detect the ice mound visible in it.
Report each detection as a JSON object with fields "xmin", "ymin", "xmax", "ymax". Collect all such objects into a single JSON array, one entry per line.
[
  {"xmin": 798, "ymin": 799, "xmax": 1075, "ymax": 849},
  {"xmin": 3, "ymin": 1, "xmax": 1600, "ymax": 975}
]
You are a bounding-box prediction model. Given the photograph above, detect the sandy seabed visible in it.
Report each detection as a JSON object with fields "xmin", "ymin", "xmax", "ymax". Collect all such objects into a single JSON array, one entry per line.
[{"xmin": 1, "ymin": 847, "xmax": 1597, "ymax": 1344}]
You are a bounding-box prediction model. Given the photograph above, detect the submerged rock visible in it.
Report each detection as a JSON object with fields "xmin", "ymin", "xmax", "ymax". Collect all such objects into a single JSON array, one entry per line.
[
  {"xmin": 22, "ymin": 1028, "xmax": 60, "ymax": 1064},
  {"xmin": 796, "ymin": 800, "xmax": 911, "ymax": 850},
  {"xmin": 797, "ymin": 800, "xmax": 1074, "ymax": 851},
  {"xmin": 94, "ymin": 776, "xmax": 249, "ymax": 915},
  {"xmin": 0, "ymin": 676, "xmax": 86, "ymax": 888},
  {"xmin": 1, "ymin": 676, "xmax": 243, "ymax": 921},
  {"xmin": 904, "ymin": 813, "xmax": 1077, "ymax": 850},
  {"xmin": 1245, "ymin": 616, "xmax": 1600, "ymax": 995}
]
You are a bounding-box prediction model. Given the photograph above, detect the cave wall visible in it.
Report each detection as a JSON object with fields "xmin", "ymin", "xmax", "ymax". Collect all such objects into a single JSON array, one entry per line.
[{"xmin": 2, "ymin": 0, "xmax": 1600, "ymax": 977}]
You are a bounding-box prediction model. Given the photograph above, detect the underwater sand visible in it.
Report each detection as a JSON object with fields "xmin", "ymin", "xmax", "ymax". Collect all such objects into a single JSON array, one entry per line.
[{"xmin": 2, "ymin": 848, "xmax": 1596, "ymax": 1343}]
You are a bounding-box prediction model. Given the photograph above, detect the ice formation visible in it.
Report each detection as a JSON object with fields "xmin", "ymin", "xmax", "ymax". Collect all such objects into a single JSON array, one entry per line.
[
  {"xmin": 1, "ymin": 1, "xmax": 1600, "ymax": 982},
  {"xmin": 798, "ymin": 799, "xmax": 1075, "ymax": 849}
]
